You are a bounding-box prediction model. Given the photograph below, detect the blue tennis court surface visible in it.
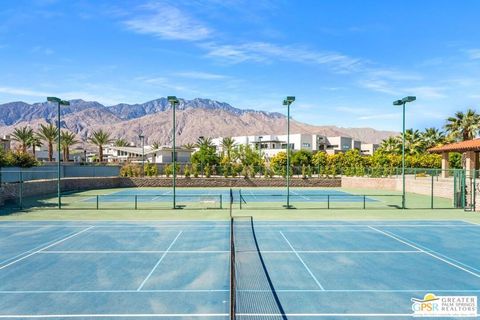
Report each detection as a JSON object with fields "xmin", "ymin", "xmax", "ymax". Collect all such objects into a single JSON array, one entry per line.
[
  {"xmin": 84, "ymin": 188, "xmax": 377, "ymax": 203},
  {"xmin": 0, "ymin": 220, "xmax": 479, "ymax": 319}
]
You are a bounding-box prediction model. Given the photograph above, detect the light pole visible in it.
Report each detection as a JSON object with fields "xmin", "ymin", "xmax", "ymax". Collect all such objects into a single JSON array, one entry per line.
[
  {"xmin": 139, "ymin": 134, "xmax": 145, "ymax": 176},
  {"xmin": 283, "ymin": 96, "xmax": 295, "ymax": 209},
  {"xmin": 47, "ymin": 97, "xmax": 70, "ymax": 210},
  {"xmin": 168, "ymin": 96, "xmax": 180, "ymax": 209},
  {"xmin": 393, "ymin": 96, "xmax": 416, "ymax": 209}
]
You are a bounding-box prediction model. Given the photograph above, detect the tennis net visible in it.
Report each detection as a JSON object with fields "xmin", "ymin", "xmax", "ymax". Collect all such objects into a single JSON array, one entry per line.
[{"xmin": 230, "ymin": 215, "xmax": 286, "ymax": 319}]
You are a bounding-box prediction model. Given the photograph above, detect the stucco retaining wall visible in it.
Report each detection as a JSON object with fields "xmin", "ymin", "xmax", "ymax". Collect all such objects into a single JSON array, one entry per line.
[{"xmin": 341, "ymin": 176, "xmax": 454, "ymax": 199}]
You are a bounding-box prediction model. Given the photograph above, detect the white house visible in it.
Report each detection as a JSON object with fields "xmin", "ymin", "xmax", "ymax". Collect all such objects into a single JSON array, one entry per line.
[
  {"xmin": 1, "ymin": 135, "xmax": 11, "ymax": 151},
  {"xmin": 212, "ymin": 134, "xmax": 364, "ymax": 159},
  {"xmin": 104, "ymin": 145, "xmax": 192, "ymax": 163}
]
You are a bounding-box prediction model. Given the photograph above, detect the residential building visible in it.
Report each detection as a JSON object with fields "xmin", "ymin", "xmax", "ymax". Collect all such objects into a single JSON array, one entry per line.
[
  {"xmin": 104, "ymin": 145, "xmax": 192, "ymax": 163},
  {"xmin": 212, "ymin": 134, "xmax": 365, "ymax": 159},
  {"xmin": 360, "ymin": 143, "xmax": 379, "ymax": 156},
  {"xmin": 0, "ymin": 135, "xmax": 10, "ymax": 151}
]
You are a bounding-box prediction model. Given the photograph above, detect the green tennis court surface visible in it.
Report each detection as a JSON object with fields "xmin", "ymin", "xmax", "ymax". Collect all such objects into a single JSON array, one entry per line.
[
  {"xmin": 0, "ymin": 220, "xmax": 479, "ymax": 319},
  {"xmin": 8, "ymin": 187, "xmax": 455, "ymax": 211}
]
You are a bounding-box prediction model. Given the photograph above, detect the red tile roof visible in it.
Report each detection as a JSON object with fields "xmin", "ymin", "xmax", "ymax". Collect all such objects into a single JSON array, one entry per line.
[{"xmin": 428, "ymin": 139, "xmax": 480, "ymax": 153}]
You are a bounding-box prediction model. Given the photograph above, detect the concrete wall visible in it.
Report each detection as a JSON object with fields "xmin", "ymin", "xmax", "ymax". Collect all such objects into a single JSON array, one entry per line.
[
  {"xmin": 341, "ymin": 176, "xmax": 454, "ymax": 199},
  {"xmin": 1, "ymin": 177, "xmax": 341, "ymax": 203}
]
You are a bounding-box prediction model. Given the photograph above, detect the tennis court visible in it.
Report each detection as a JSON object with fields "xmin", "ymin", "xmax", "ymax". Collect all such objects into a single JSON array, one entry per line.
[{"xmin": 0, "ymin": 219, "xmax": 479, "ymax": 319}]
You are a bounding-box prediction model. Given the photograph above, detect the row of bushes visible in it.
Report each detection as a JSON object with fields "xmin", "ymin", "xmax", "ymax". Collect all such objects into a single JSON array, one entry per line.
[{"xmin": 119, "ymin": 161, "xmax": 456, "ymax": 179}]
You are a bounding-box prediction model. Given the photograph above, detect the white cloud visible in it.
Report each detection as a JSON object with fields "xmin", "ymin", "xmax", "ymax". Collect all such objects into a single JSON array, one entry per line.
[
  {"xmin": 124, "ymin": 3, "xmax": 211, "ymax": 41},
  {"xmin": 404, "ymin": 86, "xmax": 446, "ymax": 99},
  {"xmin": 31, "ymin": 46, "xmax": 54, "ymax": 55},
  {"xmin": 0, "ymin": 86, "xmax": 51, "ymax": 97},
  {"xmin": 466, "ymin": 49, "xmax": 480, "ymax": 60},
  {"xmin": 174, "ymin": 71, "xmax": 228, "ymax": 80},
  {"xmin": 202, "ymin": 42, "xmax": 363, "ymax": 73},
  {"xmin": 358, "ymin": 112, "xmax": 400, "ymax": 120},
  {"xmin": 358, "ymin": 79, "xmax": 397, "ymax": 95}
]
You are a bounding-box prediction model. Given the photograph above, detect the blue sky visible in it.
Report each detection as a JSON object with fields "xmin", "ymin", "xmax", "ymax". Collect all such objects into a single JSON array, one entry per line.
[{"xmin": 1, "ymin": 0, "xmax": 480, "ymax": 131}]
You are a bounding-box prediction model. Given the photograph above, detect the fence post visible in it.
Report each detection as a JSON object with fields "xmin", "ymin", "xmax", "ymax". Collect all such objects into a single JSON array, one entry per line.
[
  {"xmin": 431, "ymin": 175, "xmax": 434, "ymax": 209},
  {"xmin": 19, "ymin": 171, "xmax": 23, "ymax": 209}
]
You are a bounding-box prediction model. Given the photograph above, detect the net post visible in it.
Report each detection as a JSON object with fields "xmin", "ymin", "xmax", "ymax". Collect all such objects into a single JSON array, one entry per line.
[
  {"xmin": 327, "ymin": 194, "xmax": 330, "ymax": 209},
  {"xmin": 135, "ymin": 195, "xmax": 138, "ymax": 210},
  {"xmin": 96, "ymin": 195, "xmax": 99, "ymax": 210},
  {"xmin": 239, "ymin": 189, "xmax": 242, "ymax": 210},
  {"xmin": 363, "ymin": 195, "xmax": 366, "ymax": 210},
  {"xmin": 220, "ymin": 194, "xmax": 223, "ymax": 209}
]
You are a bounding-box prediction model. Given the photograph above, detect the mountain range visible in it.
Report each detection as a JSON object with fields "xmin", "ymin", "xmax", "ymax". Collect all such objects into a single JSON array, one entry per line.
[{"xmin": 0, "ymin": 98, "xmax": 396, "ymax": 146}]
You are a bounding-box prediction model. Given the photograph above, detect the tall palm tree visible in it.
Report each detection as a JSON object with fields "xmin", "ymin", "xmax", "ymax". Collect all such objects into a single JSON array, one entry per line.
[
  {"xmin": 220, "ymin": 137, "xmax": 236, "ymax": 160},
  {"xmin": 37, "ymin": 124, "xmax": 58, "ymax": 161},
  {"xmin": 114, "ymin": 138, "xmax": 129, "ymax": 147},
  {"xmin": 89, "ymin": 129, "xmax": 113, "ymax": 162},
  {"xmin": 11, "ymin": 126, "xmax": 33, "ymax": 152},
  {"xmin": 60, "ymin": 131, "xmax": 78, "ymax": 162},
  {"xmin": 379, "ymin": 136, "xmax": 401, "ymax": 154},
  {"xmin": 445, "ymin": 109, "xmax": 480, "ymax": 141},
  {"xmin": 422, "ymin": 127, "xmax": 446, "ymax": 149},
  {"xmin": 28, "ymin": 134, "xmax": 42, "ymax": 158}
]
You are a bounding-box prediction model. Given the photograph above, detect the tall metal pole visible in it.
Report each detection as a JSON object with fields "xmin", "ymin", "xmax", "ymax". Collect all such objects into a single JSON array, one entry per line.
[
  {"xmin": 57, "ymin": 102, "xmax": 61, "ymax": 209},
  {"xmin": 402, "ymin": 102, "xmax": 406, "ymax": 209},
  {"xmin": 172, "ymin": 101, "xmax": 177, "ymax": 209},
  {"xmin": 141, "ymin": 137, "xmax": 145, "ymax": 176},
  {"xmin": 286, "ymin": 102, "xmax": 291, "ymax": 208}
]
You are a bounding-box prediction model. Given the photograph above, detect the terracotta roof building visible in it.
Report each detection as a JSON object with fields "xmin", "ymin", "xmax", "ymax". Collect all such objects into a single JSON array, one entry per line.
[{"xmin": 428, "ymin": 139, "xmax": 480, "ymax": 177}]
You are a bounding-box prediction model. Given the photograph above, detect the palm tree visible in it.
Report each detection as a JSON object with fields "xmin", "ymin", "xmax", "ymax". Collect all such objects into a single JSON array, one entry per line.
[
  {"xmin": 89, "ymin": 129, "xmax": 113, "ymax": 162},
  {"xmin": 11, "ymin": 126, "xmax": 33, "ymax": 152},
  {"xmin": 422, "ymin": 127, "xmax": 446, "ymax": 149},
  {"xmin": 196, "ymin": 136, "xmax": 214, "ymax": 149},
  {"xmin": 182, "ymin": 143, "xmax": 196, "ymax": 150},
  {"xmin": 37, "ymin": 124, "xmax": 58, "ymax": 161},
  {"xmin": 114, "ymin": 138, "xmax": 129, "ymax": 147},
  {"xmin": 220, "ymin": 137, "xmax": 236, "ymax": 160},
  {"xmin": 151, "ymin": 141, "xmax": 161, "ymax": 149},
  {"xmin": 379, "ymin": 136, "xmax": 401, "ymax": 154},
  {"xmin": 28, "ymin": 134, "xmax": 42, "ymax": 158},
  {"xmin": 403, "ymin": 129, "xmax": 424, "ymax": 155},
  {"xmin": 445, "ymin": 109, "xmax": 480, "ymax": 141},
  {"xmin": 60, "ymin": 131, "xmax": 78, "ymax": 162}
]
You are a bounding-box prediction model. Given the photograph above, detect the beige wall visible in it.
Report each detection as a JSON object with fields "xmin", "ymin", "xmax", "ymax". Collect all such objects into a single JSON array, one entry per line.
[{"xmin": 341, "ymin": 176, "xmax": 454, "ymax": 199}]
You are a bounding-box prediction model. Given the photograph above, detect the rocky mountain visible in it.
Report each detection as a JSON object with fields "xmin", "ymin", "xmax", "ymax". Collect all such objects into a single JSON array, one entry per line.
[{"xmin": 0, "ymin": 98, "xmax": 396, "ymax": 146}]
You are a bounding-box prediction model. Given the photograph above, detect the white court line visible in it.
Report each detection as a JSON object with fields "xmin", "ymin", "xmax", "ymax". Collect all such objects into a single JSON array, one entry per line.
[
  {"xmin": 40, "ymin": 250, "xmax": 228, "ymax": 254},
  {"xmin": 290, "ymin": 190, "xmax": 310, "ymax": 201},
  {"xmin": 0, "ymin": 289, "xmax": 228, "ymax": 293},
  {"xmin": 0, "ymin": 227, "xmax": 91, "ymax": 266},
  {"xmin": 1, "ymin": 288, "xmax": 480, "ymax": 294},
  {"xmin": 279, "ymin": 231, "xmax": 325, "ymax": 290},
  {"xmin": 368, "ymin": 226, "xmax": 480, "ymax": 278},
  {"xmin": 0, "ymin": 314, "xmax": 228, "ymax": 318},
  {"xmin": 5, "ymin": 313, "xmax": 478, "ymax": 318},
  {"xmin": 0, "ymin": 226, "xmax": 94, "ymax": 271},
  {"xmin": 0, "ymin": 289, "xmax": 480, "ymax": 295},
  {"xmin": 462, "ymin": 220, "xmax": 480, "ymax": 226},
  {"xmin": 262, "ymin": 250, "xmax": 421, "ymax": 253},
  {"xmin": 137, "ymin": 231, "xmax": 182, "ymax": 291}
]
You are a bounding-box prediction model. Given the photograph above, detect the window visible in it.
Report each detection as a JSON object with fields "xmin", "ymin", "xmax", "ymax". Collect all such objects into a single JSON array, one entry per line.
[
  {"xmin": 171, "ymin": 152, "xmax": 178, "ymax": 162},
  {"xmin": 302, "ymin": 143, "xmax": 311, "ymax": 148}
]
